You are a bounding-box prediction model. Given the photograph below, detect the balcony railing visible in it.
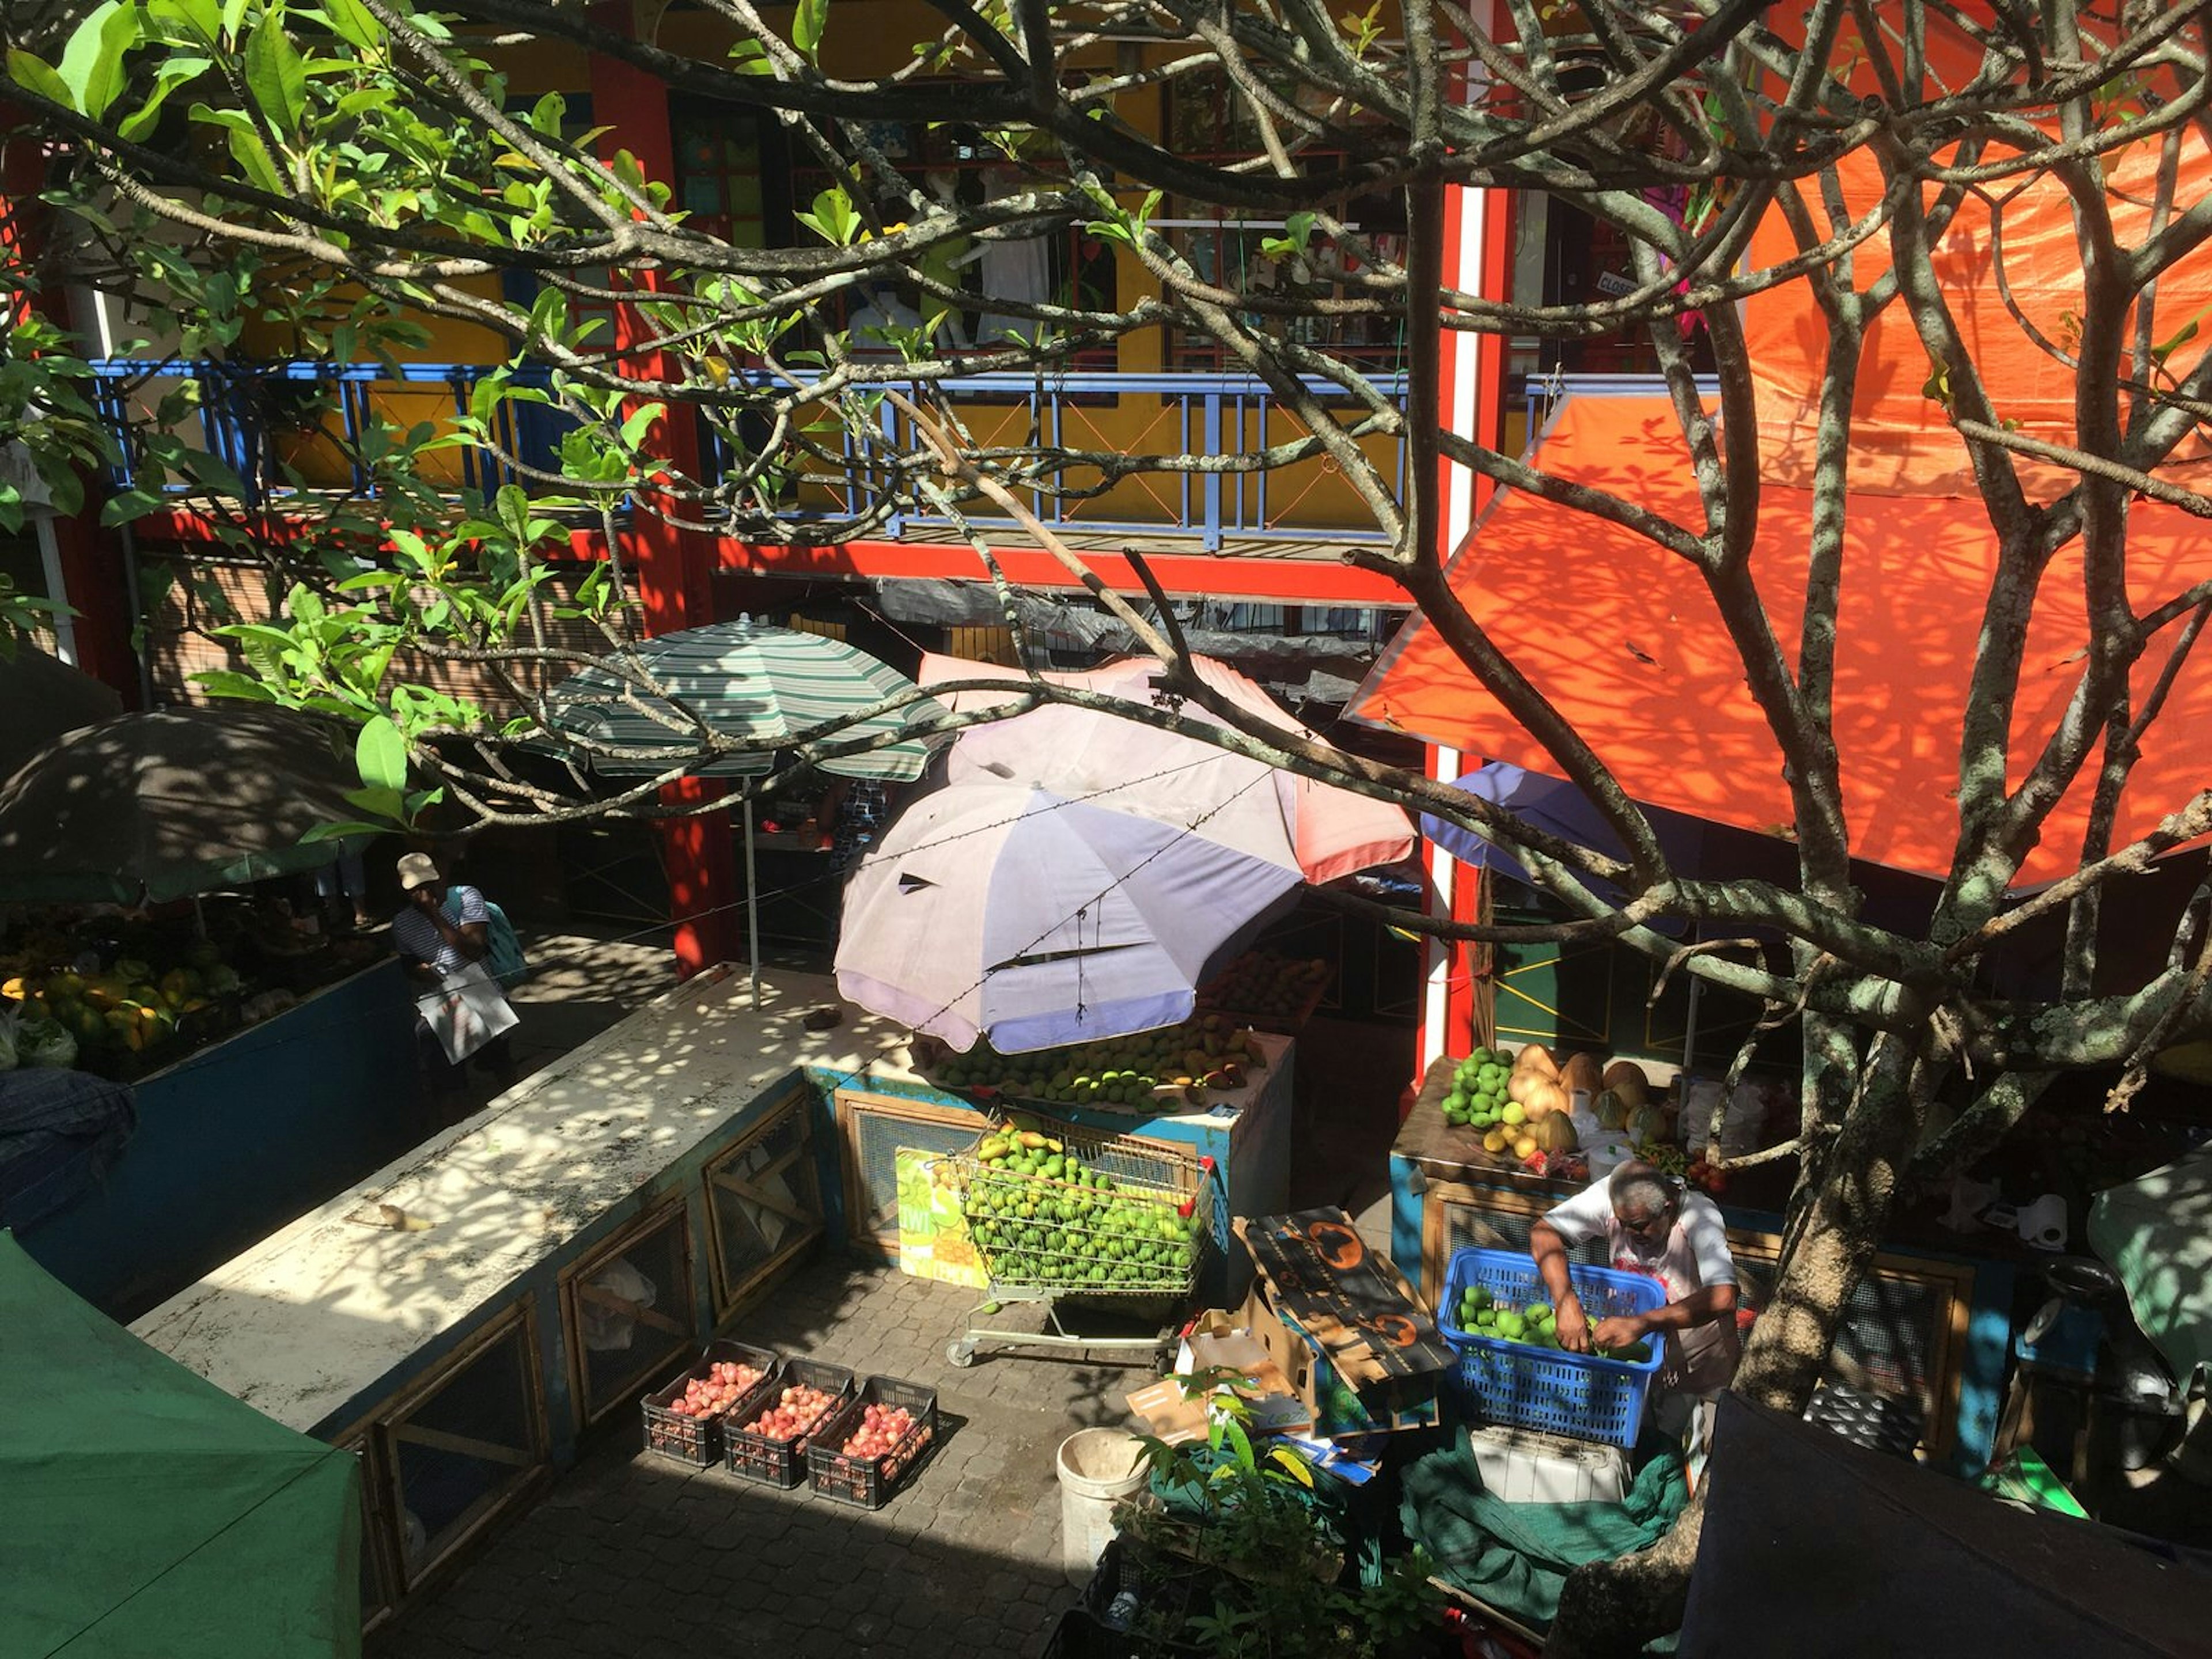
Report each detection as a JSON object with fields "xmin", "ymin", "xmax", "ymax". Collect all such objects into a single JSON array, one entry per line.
[{"xmin": 88, "ymin": 359, "xmax": 1410, "ymax": 550}]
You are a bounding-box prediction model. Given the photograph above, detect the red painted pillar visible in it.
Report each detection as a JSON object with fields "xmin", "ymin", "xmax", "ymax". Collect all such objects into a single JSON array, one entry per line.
[
  {"xmin": 1, "ymin": 112, "xmax": 140, "ymax": 703},
  {"xmin": 586, "ymin": 39, "xmax": 742, "ymax": 976}
]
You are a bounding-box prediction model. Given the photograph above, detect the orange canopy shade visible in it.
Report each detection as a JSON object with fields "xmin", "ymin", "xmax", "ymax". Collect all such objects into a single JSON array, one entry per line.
[{"xmin": 1349, "ymin": 395, "xmax": 2212, "ymax": 885}]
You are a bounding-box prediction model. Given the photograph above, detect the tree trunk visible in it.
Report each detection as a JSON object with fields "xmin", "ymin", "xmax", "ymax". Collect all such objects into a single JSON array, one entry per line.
[{"xmin": 1545, "ymin": 1035, "xmax": 1929, "ymax": 1656}]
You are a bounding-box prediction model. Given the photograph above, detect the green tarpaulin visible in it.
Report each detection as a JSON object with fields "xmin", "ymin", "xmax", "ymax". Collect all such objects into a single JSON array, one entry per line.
[
  {"xmin": 2089, "ymin": 1146, "xmax": 2212, "ymax": 1381},
  {"xmin": 1400, "ymin": 1429, "xmax": 1688, "ymax": 1633},
  {"xmin": 0, "ymin": 1232, "xmax": 359, "ymax": 1658}
]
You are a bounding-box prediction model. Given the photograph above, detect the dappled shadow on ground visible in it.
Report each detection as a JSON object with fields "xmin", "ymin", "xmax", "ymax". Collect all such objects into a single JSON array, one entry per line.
[{"xmin": 366, "ymin": 1255, "xmax": 1139, "ymax": 1659}]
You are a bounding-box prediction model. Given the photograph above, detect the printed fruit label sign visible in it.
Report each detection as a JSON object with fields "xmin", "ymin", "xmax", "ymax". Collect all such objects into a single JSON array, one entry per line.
[{"xmin": 896, "ymin": 1148, "xmax": 988, "ymax": 1289}]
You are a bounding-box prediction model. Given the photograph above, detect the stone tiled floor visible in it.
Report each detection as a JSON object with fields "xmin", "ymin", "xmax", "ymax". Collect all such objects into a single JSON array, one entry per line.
[{"xmin": 368, "ymin": 1256, "xmax": 1162, "ymax": 1659}]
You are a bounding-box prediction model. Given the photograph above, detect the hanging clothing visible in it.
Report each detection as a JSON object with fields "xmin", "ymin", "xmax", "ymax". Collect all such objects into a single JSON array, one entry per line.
[{"xmin": 975, "ymin": 168, "xmax": 1052, "ymax": 346}]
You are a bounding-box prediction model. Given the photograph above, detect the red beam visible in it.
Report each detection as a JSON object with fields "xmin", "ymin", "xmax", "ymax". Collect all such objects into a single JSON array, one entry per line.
[
  {"xmin": 131, "ymin": 510, "xmax": 1408, "ymax": 606},
  {"xmin": 717, "ymin": 538, "xmax": 1412, "ymax": 605}
]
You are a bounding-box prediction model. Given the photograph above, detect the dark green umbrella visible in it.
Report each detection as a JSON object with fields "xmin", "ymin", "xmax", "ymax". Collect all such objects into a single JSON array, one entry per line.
[
  {"xmin": 0, "ymin": 706, "xmax": 367, "ymax": 904},
  {"xmin": 0, "ymin": 1232, "xmax": 361, "ymax": 1657},
  {"xmin": 0, "ymin": 641, "xmax": 124, "ymax": 779}
]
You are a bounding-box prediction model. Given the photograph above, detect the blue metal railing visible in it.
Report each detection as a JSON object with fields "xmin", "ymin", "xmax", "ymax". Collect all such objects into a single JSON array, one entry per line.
[
  {"xmin": 87, "ymin": 358, "xmax": 578, "ymax": 509},
  {"xmin": 88, "ymin": 358, "xmax": 1409, "ymax": 548}
]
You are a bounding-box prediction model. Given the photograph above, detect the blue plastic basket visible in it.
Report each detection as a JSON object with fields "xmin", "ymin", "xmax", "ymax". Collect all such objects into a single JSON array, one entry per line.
[{"xmin": 1438, "ymin": 1247, "xmax": 1667, "ymax": 1449}]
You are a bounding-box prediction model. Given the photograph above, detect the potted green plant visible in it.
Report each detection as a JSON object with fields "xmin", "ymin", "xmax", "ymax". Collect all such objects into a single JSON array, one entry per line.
[{"xmin": 1108, "ymin": 1377, "xmax": 1442, "ymax": 1658}]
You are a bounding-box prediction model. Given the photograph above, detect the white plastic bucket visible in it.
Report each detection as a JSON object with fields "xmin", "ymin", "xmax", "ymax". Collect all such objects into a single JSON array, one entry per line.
[{"xmin": 1056, "ymin": 1427, "xmax": 1148, "ymax": 1586}]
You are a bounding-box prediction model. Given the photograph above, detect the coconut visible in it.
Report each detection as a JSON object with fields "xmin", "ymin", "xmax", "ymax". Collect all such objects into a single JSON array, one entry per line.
[
  {"xmin": 1559, "ymin": 1051, "xmax": 1605, "ymax": 1097},
  {"xmin": 1533, "ymin": 1113, "xmax": 1578, "ymax": 1154},
  {"xmin": 1506, "ymin": 1070, "xmax": 1544, "ymax": 1107},
  {"xmin": 1521, "ymin": 1078, "xmax": 1569, "ymax": 1120},
  {"xmin": 1603, "ymin": 1060, "xmax": 1651, "ymax": 1107},
  {"xmin": 1626, "ymin": 1104, "xmax": 1672, "ymax": 1145},
  {"xmin": 1593, "ymin": 1088, "xmax": 1630, "ymax": 1131},
  {"xmin": 1513, "ymin": 1041, "xmax": 1560, "ymax": 1081}
]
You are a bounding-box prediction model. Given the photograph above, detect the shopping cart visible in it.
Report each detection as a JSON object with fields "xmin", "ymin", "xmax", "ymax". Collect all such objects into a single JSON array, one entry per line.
[{"xmin": 944, "ymin": 1112, "xmax": 1218, "ymax": 1369}]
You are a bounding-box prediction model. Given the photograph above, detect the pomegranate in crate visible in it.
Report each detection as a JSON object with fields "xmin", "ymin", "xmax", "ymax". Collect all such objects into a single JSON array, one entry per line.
[
  {"xmin": 752, "ymin": 1383, "xmax": 839, "ymax": 1442},
  {"xmin": 841, "ymin": 1402, "xmax": 919, "ymax": 1459},
  {"xmin": 665, "ymin": 1359, "xmax": 766, "ymax": 1418}
]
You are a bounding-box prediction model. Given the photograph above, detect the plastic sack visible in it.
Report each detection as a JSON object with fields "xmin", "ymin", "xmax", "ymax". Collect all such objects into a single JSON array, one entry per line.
[{"xmin": 16, "ymin": 1017, "xmax": 78, "ymax": 1070}]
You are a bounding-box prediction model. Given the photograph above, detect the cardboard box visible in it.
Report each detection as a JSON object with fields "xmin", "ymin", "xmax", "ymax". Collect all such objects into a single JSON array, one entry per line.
[
  {"xmin": 1126, "ymin": 1311, "xmax": 1312, "ymax": 1442},
  {"xmin": 1235, "ymin": 1209, "xmax": 1456, "ymax": 1442}
]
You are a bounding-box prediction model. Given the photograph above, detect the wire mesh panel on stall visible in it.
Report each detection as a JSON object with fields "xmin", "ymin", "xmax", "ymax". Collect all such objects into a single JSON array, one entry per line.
[
  {"xmin": 835, "ymin": 1091, "xmax": 989, "ymax": 1254},
  {"xmin": 376, "ymin": 1304, "xmax": 549, "ymax": 1594},
  {"xmin": 704, "ymin": 1086, "xmax": 824, "ymax": 1315},
  {"xmin": 560, "ymin": 1196, "xmax": 697, "ymax": 1427}
]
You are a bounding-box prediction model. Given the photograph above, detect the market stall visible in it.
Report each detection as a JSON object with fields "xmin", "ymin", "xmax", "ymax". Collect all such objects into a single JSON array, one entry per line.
[{"xmin": 1388, "ymin": 1048, "xmax": 2016, "ymax": 1475}]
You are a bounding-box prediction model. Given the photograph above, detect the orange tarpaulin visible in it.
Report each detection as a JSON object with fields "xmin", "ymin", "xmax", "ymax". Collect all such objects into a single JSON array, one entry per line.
[
  {"xmin": 1348, "ymin": 394, "xmax": 2212, "ymax": 885},
  {"xmin": 1738, "ymin": 4, "xmax": 2212, "ymax": 496}
]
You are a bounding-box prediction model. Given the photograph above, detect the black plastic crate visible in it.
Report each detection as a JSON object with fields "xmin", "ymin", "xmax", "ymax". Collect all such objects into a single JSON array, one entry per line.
[
  {"xmin": 806, "ymin": 1376, "xmax": 940, "ymax": 1509},
  {"xmin": 723, "ymin": 1358, "xmax": 854, "ymax": 1488},
  {"xmin": 1047, "ymin": 1537, "xmax": 1212, "ymax": 1657},
  {"xmin": 639, "ymin": 1340, "xmax": 779, "ymax": 1467}
]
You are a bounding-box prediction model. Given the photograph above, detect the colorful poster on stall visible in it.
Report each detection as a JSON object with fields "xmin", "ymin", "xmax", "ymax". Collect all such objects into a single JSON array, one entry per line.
[{"xmin": 895, "ymin": 1147, "xmax": 988, "ymax": 1289}]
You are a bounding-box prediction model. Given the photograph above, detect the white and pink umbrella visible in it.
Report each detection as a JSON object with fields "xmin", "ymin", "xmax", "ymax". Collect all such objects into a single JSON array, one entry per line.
[
  {"xmin": 834, "ymin": 780, "xmax": 1302, "ymax": 1053},
  {"xmin": 916, "ymin": 653, "xmax": 1415, "ymax": 885}
]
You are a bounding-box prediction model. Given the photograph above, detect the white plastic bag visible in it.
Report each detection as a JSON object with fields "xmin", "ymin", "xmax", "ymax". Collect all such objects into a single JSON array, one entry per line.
[{"xmin": 415, "ymin": 961, "xmax": 518, "ymax": 1065}]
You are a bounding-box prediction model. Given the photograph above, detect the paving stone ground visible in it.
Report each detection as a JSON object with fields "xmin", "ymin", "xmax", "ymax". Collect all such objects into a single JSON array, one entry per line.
[{"xmin": 368, "ymin": 1254, "xmax": 1163, "ymax": 1659}]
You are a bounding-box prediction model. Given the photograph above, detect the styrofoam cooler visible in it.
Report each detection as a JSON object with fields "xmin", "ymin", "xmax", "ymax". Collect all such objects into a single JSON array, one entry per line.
[{"xmin": 1467, "ymin": 1423, "xmax": 1630, "ymax": 1503}]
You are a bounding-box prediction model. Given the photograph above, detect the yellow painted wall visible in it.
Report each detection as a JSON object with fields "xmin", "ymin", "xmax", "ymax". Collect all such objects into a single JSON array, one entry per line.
[{"xmin": 237, "ymin": 5, "xmax": 1415, "ymax": 539}]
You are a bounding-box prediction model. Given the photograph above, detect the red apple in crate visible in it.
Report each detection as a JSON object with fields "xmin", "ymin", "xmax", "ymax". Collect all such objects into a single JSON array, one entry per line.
[{"xmin": 752, "ymin": 1384, "xmax": 839, "ymax": 1442}]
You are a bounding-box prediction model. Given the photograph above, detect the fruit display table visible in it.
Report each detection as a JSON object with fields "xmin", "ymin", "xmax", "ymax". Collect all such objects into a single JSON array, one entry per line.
[
  {"xmin": 869, "ymin": 1029, "xmax": 1296, "ymax": 1308},
  {"xmin": 1388, "ymin": 1060, "xmax": 2016, "ymax": 1476},
  {"xmin": 15, "ymin": 956, "xmax": 419, "ymax": 1319}
]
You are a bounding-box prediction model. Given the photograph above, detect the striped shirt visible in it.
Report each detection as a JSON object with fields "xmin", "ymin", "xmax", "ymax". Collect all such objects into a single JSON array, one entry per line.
[{"xmin": 392, "ymin": 885, "xmax": 487, "ymax": 978}]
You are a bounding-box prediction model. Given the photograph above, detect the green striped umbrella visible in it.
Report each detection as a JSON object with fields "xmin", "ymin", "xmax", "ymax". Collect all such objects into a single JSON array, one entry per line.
[
  {"xmin": 544, "ymin": 619, "xmax": 945, "ymax": 1006},
  {"xmin": 543, "ymin": 618, "xmax": 944, "ymax": 782}
]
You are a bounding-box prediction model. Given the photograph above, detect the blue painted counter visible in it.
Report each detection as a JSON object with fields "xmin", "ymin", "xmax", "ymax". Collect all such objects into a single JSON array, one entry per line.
[{"xmin": 18, "ymin": 960, "xmax": 419, "ymax": 1320}]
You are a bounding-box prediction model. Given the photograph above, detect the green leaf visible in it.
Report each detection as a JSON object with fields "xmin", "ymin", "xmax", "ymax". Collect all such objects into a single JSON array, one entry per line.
[
  {"xmin": 618, "ymin": 402, "xmax": 665, "ymax": 449},
  {"xmin": 6, "ymin": 49, "xmax": 77, "ymax": 112},
  {"xmin": 354, "ymin": 714, "xmax": 408, "ymax": 792},
  {"xmin": 148, "ymin": 0, "xmax": 222, "ymax": 41},
  {"xmin": 316, "ymin": 0, "xmax": 384, "ymax": 51},
  {"xmin": 793, "ymin": 0, "xmax": 828, "ymax": 60},
  {"xmin": 117, "ymin": 55, "xmax": 214, "ymax": 142},
  {"xmin": 226, "ymin": 125, "xmax": 286, "ymax": 195},
  {"xmin": 57, "ymin": 1, "xmax": 139, "ymax": 122},
  {"xmin": 192, "ymin": 668, "xmax": 282, "ymax": 702},
  {"xmin": 221, "ymin": 0, "xmax": 251, "ymax": 43},
  {"xmin": 99, "ymin": 489, "xmax": 165, "ymax": 527},
  {"xmin": 244, "ymin": 17, "xmax": 307, "ymax": 137}
]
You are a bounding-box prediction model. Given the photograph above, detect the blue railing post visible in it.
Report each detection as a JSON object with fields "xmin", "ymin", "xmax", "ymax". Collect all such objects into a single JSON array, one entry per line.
[
  {"xmin": 1201, "ymin": 388, "xmax": 1223, "ymax": 551},
  {"xmin": 878, "ymin": 395, "xmax": 904, "ymax": 538}
]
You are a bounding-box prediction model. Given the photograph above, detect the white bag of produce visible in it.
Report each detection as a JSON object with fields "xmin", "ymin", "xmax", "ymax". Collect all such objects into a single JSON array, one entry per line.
[
  {"xmin": 14, "ymin": 1017, "xmax": 78, "ymax": 1070},
  {"xmin": 1685, "ymin": 1079, "xmax": 1777, "ymax": 1160}
]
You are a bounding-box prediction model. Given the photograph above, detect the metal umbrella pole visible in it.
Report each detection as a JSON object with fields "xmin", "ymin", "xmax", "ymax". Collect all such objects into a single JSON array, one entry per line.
[{"xmin": 743, "ymin": 796, "xmax": 762, "ymax": 1009}]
